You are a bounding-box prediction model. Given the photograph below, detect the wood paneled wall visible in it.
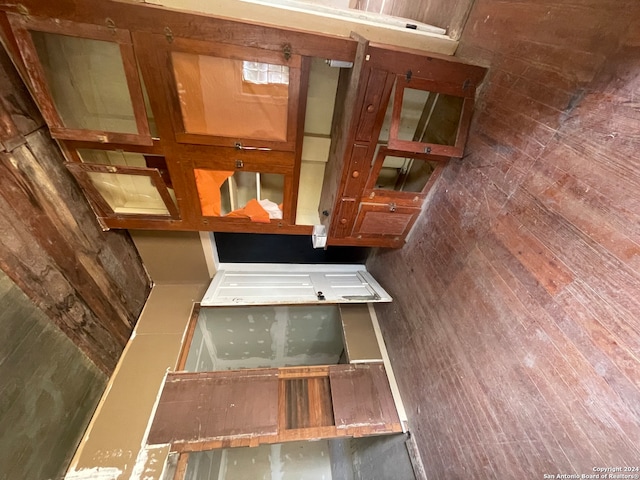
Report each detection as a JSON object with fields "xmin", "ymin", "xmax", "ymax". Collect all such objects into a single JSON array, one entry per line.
[
  {"xmin": 0, "ymin": 45, "xmax": 150, "ymax": 373},
  {"xmin": 368, "ymin": 0, "xmax": 640, "ymax": 477}
]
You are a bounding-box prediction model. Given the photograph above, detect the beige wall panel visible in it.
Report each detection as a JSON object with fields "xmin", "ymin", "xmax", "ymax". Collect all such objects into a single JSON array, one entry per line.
[
  {"xmin": 130, "ymin": 230, "xmax": 211, "ymax": 285},
  {"xmin": 134, "ymin": 283, "xmax": 207, "ymax": 335},
  {"xmin": 67, "ymin": 282, "xmax": 207, "ymax": 480},
  {"xmin": 339, "ymin": 304, "xmax": 382, "ymax": 362}
]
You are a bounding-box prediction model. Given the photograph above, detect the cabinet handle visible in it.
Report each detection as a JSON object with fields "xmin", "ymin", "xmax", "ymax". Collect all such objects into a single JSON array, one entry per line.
[
  {"xmin": 366, "ymin": 104, "xmax": 375, "ymax": 113},
  {"xmin": 352, "ymin": 171, "xmax": 360, "ymax": 178},
  {"xmin": 340, "ymin": 218, "xmax": 348, "ymax": 225},
  {"xmin": 235, "ymin": 141, "xmax": 271, "ymax": 151}
]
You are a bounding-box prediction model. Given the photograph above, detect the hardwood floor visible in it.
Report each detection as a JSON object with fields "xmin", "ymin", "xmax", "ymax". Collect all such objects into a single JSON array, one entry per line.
[{"xmin": 368, "ymin": 0, "xmax": 640, "ymax": 478}]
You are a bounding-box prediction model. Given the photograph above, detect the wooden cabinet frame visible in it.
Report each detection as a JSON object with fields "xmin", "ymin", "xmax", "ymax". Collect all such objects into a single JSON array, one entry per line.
[
  {"xmin": 7, "ymin": 14, "xmax": 153, "ymax": 145},
  {"xmin": 388, "ymin": 74, "xmax": 475, "ymax": 158},
  {"xmin": 155, "ymin": 36, "xmax": 304, "ymax": 152},
  {"xmin": 362, "ymin": 146, "xmax": 447, "ymax": 200}
]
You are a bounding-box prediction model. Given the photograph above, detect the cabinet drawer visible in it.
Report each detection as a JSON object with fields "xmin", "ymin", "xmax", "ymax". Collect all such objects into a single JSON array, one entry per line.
[
  {"xmin": 343, "ymin": 144, "xmax": 370, "ymax": 197},
  {"xmin": 355, "ymin": 69, "xmax": 391, "ymax": 143},
  {"xmin": 353, "ymin": 203, "xmax": 421, "ymax": 238},
  {"xmin": 331, "ymin": 198, "xmax": 357, "ymax": 238}
]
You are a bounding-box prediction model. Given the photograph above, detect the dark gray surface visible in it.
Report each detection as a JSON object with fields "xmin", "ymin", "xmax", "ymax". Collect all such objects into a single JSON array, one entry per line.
[
  {"xmin": 330, "ymin": 434, "xmax": 417, "ymax": 480},
  {"xmin": 0, "ymin": 270, "xmax": 107, "ymax": 480},
  {"xmin": 352, "ymin": 434, "xmax": 416, "ymax": 480}
]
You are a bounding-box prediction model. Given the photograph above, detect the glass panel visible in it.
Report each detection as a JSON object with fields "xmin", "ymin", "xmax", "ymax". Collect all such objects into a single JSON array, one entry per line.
[
  {"xmin": 195, "ymin": 169, "xmax": 284, "ymax": 219},
  {"xmin": 31, "ymin": 31, "xmax": 139, "ymax": 133},
  {"xmin": 78, "ymin": 149, "xmax": 147, "ymax": 167},
  {"xmin": 77, "ymin": 149, "xmax": 175, "ymax": 204},
  {"xmin": 86, "ymin": 171, "xmax": 171, "ymax": 215},
  {"xmin": 375, "ymin": 155, "xmax": 438, "ymax": 193},
  {"xmin": 184, "ymin": 305, "xmax": 344, "ymax": 371},
  {"xmin": 172, "ymin": 52, "xmax": 289, "ymax": 141},
  {"xmin": 185, "ymin": 441, "xmax": 331, "ymax": 480},
  {"xmin": 398, "ymin": 87, "xmax": 464, "ymax": 146}
]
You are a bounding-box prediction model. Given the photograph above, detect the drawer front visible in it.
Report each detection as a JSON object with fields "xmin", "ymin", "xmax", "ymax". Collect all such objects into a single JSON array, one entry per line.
[
  {"xmin": 343, "ymin": 144, "xmax": 371, "ymax": 198},
  {"xmin": 353, "ymin": 203, "xmax": 421, "ymax": 238},
  {"xmin": 356, "ymin": 69, "xmax": 391, "ymax": 143},
  {"xmin": 331, "ymin": 198, "xmax": 357, "ymax": 238}
]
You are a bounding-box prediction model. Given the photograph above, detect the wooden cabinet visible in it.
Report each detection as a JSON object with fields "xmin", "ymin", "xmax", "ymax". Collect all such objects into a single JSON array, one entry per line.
[
  {"xmin": 0, "ymin": 2, "xmax": 486, "ymax": 246},
  {"xmin": 319, "ymin": 40, "xmax": 487, "ymax": 247}
]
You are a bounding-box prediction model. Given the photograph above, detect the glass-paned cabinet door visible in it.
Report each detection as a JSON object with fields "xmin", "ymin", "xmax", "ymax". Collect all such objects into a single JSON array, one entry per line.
[
  {"xmin": 7, "ymin": 15, "xmax": 153, "ymax": 145},
  {"xmin": 66, "ymin": 149, "xmax": 178, "ymax": 218},
  {"xmin": 385, "ymin": 75, "xmax": 474, "ymax": 158},
  {"xmin": 164, "ymin": 38, "xmax": 302, "ymax": 151},
  {"xmin": 194, "ymin": 168, "xmax": 286, "ymax": 223},
  {"xmin": 367, "ymin": 147, "xmax": 445, "ymax": 197}
]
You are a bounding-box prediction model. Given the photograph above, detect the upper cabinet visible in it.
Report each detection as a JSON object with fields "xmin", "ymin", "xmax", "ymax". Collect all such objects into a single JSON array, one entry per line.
[
  {"xmin": 0, "ymin": 3, "xmax": 486, "ymax": 246},
  {"xmin": 154, "ymin": 36, "xmax": 303, "ymax": 151},
  {"xmin": 7, "ymin": 15, "xmax": 154, "ymax": 145}
]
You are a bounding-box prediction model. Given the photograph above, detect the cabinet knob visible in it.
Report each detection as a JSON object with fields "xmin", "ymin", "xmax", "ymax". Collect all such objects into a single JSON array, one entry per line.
[
  {"xmin": 351, "ymin": 171, "xmax": 360, "ymax": 178},
  {"xmin": 340, "ymin": 218, "xmax": 347, "ymax": 225},
  {"xmin": 366, "ymin": 104, "xmax": 375, "ymax": 113}
]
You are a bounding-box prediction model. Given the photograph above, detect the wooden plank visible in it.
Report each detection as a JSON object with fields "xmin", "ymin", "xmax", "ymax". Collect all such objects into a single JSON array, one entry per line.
[
  {"xmin": 329, "ymin": 363, "xmax": 401, "ymax": 433},
  {"xmin": 0, "ymin": 36, "xmax": 43, "ymax": 149},
  {"xmin": 176, "ymin": 304, "xmax": 200, "ymax": 371},
  {"xmin": 147, "ymin": 370, "xmax": 279, "ymax": 445}
]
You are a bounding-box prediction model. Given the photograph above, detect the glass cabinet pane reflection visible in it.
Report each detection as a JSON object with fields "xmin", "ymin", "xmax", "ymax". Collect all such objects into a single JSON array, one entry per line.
[
  {"xmin": 86, "ymin": 171, "xmax": 171, "ymax": 215},
  {"xmin": 172, "ymin": 52, "xmax": 290, "ymax": 141},
  {"xmin": 77, "ymin": 149, "xmax": 176, "ymax": 215},
  {"xmin": 375, "ymin": 154, "xmax": 439, "ymax": 193},
  {"xmin": 31, "ymin": 32, "xmax": 139, "ymax": 133},
  {"xmin": 398, "ymin": 88, "xmax": 464, "ymax": 146}
]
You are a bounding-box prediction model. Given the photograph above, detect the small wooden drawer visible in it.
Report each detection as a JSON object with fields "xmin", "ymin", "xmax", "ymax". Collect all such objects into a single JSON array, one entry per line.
[
  {"xmin": 356, "ymin": 69, "xmax": 391, "ymax": 142},
  {"xmin": 343, "ymin": 144, "xmax": 371, "ymax": 197},
  {"xmin": 331, "ymin": 198, "xmax": 357, "ymax": 238}
]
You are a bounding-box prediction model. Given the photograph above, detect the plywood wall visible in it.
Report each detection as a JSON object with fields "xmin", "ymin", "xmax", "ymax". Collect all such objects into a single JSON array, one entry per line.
[{"xmin": 367, "ymin": 0, "xmax": 640, "ymax": 477}]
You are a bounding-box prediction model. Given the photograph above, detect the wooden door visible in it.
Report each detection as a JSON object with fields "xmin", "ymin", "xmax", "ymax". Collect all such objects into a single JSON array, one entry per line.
[{"xmin": 200, "ymin": 263, "xmax": 392, "ymax": 305}]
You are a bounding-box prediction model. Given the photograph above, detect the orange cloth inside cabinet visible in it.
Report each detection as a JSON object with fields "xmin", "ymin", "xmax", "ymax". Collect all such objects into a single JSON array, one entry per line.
[
  {"xmin": 226, "ymin": 199, "xmax": 271, "ymax": 223},
  {"xmin": 194, "ymin": 169, "xmax": 233, "ymax": 217}
]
